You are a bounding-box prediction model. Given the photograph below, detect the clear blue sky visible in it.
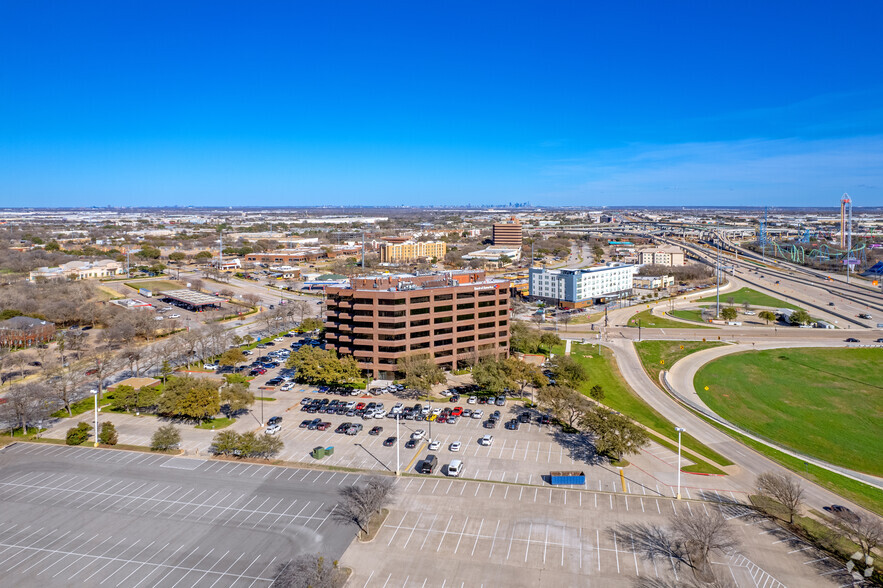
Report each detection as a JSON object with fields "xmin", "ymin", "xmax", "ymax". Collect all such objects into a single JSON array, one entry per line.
[{"xmin": 2, "ymin": 1, "xmax": 882, "ymax": 207}]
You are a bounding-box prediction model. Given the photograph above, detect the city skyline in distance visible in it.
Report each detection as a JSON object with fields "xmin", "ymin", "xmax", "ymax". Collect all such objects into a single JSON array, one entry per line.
[{"xmin": 1, "ymin": 1, "xmax": 882, "ymax": 207}]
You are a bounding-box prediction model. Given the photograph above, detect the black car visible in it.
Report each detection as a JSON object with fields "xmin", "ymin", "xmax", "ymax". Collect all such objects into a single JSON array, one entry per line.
[
  {"xmin": 267, "ymin": 416, "xmax": 282, "ymax": 426},
  {"xmin": 383, "ymin": 436, "xmax": 397, "ymax": 446},
  {"xmin": 485, "ymin": 419, "xmax": 498, "ymax": 429},
  {"xmin": 845, "ymin": 338, "xmax": 860, "ymax": 343},
  {"xmin": 518, "ymin": 412, "xmax": 531, "ymax": 423},
  {"xmin": 369, "ymin": 426, "xmax": 383, "ymax": 435},
  {"xmin": 505, "ymin": 420, "xmax": 519, "ymax": 430},
  {"xmin": 405, "ymin": 439, "xmax": 417, "ymax": 449},
  {"xmin": 300, "ymin": 419, "xmax": 312, "ymax": 428}
]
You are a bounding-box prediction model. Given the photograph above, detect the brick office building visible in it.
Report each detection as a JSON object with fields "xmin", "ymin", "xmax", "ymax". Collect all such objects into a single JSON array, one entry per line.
[
  {"xmin": 324, "ymin": 271, "xmax": 511, "ymax": 380},
  {"xmin": 0, "ymin": 316, "xmax": 56, "ymax": 348}
]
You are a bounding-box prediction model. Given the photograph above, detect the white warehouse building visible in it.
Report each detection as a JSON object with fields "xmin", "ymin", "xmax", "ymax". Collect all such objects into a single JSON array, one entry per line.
[{"xmin": 528, "ymin": 263, "xmax": 636, "ymax": 308}]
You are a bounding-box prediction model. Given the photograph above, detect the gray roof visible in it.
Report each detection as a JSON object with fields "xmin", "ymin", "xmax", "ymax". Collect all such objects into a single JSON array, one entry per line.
[{"xmin": 0, "ymin": 316, "xmax": 54, "ymax": 330}]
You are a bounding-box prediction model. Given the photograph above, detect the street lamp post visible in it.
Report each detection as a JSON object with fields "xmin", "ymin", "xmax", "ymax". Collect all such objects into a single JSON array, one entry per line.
[
  {"xmin": 395, "ymin": 413, "xmax": 401, "ymax": 476},
  {"xmin": 92, "ymin": 389, "xmax": 99, "ymax": 447},
  {"xmin": 675, "ymin": 426, "xmax": 685, "ymax": 499}
]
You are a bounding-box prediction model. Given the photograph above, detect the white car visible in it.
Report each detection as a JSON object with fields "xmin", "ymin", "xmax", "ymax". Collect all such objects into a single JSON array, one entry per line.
[
  {"xmin": 169, "ymin": 314, "xmax": 181, "ymax": 319},
  {"xmin": 431, "ymin": 407, "xmax": 442, "ymax": 416},
  {"xmin": 411, "ymin": 429, "xmax": 426, "ymax": 440},
  {"xmin": 467, "ymin": 396, "xmax": 477, "ymax": 404},
  {"xmin": 280, "ymin": 383, "xmax": 294, "ymax": 391},
  {"xmin": 203, "ymin": 363, "xmax": 218, "ymax": 370},
  {"xmin": 265, "ymin": 424, "xmax": 281, "ymax": 435},
  {"xmin": 479, "ymin": 435, "xmax": 494, "ymax": 446},
  {"xmin": 472, "ymin": 409, "xmax": 484, "ymax": 419},
  {"xmin": 374, "ymin": 410, "xmax": 387, "ymax": 419},
  {"xmin": 450, "ymin": 441, "xmax": 461, "ymax": 452},
  {"xmin": 428, "ymin": 440, "xmax": 440, "ymax": 450},
  {"xmin": 392, "ymin": 403, "xmax": 404, "ymax": 413},
  {"xmin": 154, "ymin": 316, "xmax": 164, "ymax": 321}
]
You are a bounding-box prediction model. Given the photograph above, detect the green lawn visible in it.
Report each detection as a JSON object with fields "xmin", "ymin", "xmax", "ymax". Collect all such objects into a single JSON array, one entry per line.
[
  {"xmin": 124, "ymin": 280, "xmax": 184, "ymax": 293},
  {"xmin": 195, "ymin": 417, "xmax": 235, "ymax": 430},
  {"xmin": 563, "ymin": 343, "xmax": 733, "ymax": 469},
  {"xmin": 627, "ymin": 309, "xmax": 714, "ymax": 329},
  {"xmin": 697, "ymin": 287, "xmax": 799, "ymax": 310},
  {"xmin": 634, "ymin": 340, "xmax": 727, "ymax": 387},
  {"xmin": 668, "ymin": 309, "xmax": 709, "ymax": 324},
  {"xmin": 51, "ymin": 392, "xmax": 113, "ymax": 418},
  {"xmin": 695, "ymin": 348, "xmax": 883, "ymax": 477}
]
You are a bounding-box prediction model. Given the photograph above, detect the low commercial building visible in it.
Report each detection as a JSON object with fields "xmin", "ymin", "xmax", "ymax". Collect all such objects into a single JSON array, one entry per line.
[
  {"xmin": 634, "ymin": 275, "xmax": 675, "ymax": 290},
  {"xmin": 637, "ymin": 246, "xmax": 685, "ymax": 267},
  {"xmin": 210, "ymin": 258, "xmax": 241, "ymax": 271},
  {"xmin": 378, "ymin": 240, "xmax": 447, "ymax": 263},
  {"xmin": 492, "ymin": 218, "xmax": 523, "ymax": 247},
  {"xmin": 29, "ymin": 259, "xmax": 125, "ymax": 281},
  {"xmin": 0, "ymin": 316, "xmax": 56, "ymax": 348},
  {"xmin": 245, "ymin": 246, "xmax": 360, "ymax": 265},
  {"xmin": 160, "ymin": 289, "xmax": 225, "ymax": 312},
  {"xmin": 528, "ymin": 263, "xmax": 636, "ymax": 308},
  {"xmin": 324, "ymin": 271, "xmax": 511, "ymax": 379},
  {"xmin": 461, "ymin": 246, "xmax": 522, "ymax": 265}
]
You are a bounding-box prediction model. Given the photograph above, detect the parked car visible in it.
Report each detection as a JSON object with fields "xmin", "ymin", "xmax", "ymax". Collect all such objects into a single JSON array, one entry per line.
[
  {"xmin": 449, "ymin": 441, "xmax": 461, "ymax": 452},
  {"xmin": 472, "ymin": 409, "xmax": 484, "ymax": 419},
  {"xmin": 383, "ymin": 436, "xmax": 397, "ymax": 447},
  {"xmin": 267, "ymin": 416, "xmax": 283, "ymax": 426},
  {"xmin": 479, "ymin": 435, "xmax": 494, "ymax": 446},
  {"xmin": 428, "ymin": 440, "xmax": 440, "ymax": 450},
  {"xmin": 265, "ymin": 424, "xmax": 281, "ymax": 435},
  {"xmin": 369, "ymin": 426, "xmax": 383, "ymax": 435},
  {"xmin": 411, "ymin": 429, "xmax": 426, "ymax": 440}
]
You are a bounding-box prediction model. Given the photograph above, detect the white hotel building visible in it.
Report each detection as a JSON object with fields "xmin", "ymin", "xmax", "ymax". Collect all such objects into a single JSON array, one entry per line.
[{"xmin": 528, "ymin": 263, "xmax": 637, "ymax": 309}]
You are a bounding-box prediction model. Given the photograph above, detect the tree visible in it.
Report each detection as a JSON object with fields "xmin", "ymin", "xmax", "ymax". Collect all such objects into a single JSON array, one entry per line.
[
  {"xmin": 758, "ymin": 310, "xmax": 777, "ymax": 325},
  {"xmin": 271, "ymin": 553, "xmax": 344, "ymax": 588},
  {"xmin": 299, "ymin": 317, "xmax": 324, "ymax": 332},
  {"xmin": 397, "ymin": 354, "xmax": 446, "ymax": 393},
  {"xmin": 219, "ymin": 348, "xmax": 246, "ymax": 366},
  {"xmin": 47, "ymin": 364, "xmax": 87, "ymax": 416},
  {"xmin": 151, "ymin": 424, "xmax": 181, "ymax": 451},
  {"xmin": 98, "ymin": 421, "xmax": 118, "ymax": 445},
  {"xmin": 755, "ymin": 471, "xmax": 804, "ymax": 524},
  {"xmin": 168, "ymin": 251, "xmax": 186, "ymax": 263},
  {"xmin": 210, "ymin": 430, "xmax": 283, "ymax": 458},
  {"xmin": 788, "ymin": 309, "xmax": 812, "ymax": 326},
  {"xmin": 160, "ymin": 360, "xmax": 174, "ymax": 383},
  {"xmin": 332, "ymin": 476, "xmax": 396, "ymax": 535},
  {"xmin": 0, "ymin": 383, "xmax": 53, "ymax": 435},
  {"xmin": 242, "ymin": 293, "xmax": 261, "ymax": 307},
  {"xmin": 136, "ymin": 245, "xmax": 161, "ymax": 260},
  {"xmin": 831, "ymin": 510, "xmax": 882, "ymax": 561},
  {"xmin": 670, "ymin": 511, "xmax": 740, "ymax": 574},
  {"xmin": 510, "ymin": 322, "xmax": 542, "ymax": 354},
  {"xmin": 471, "ymin": 356, "xmax": 516, "ymax": 394},
  {"xmin": 507, "ymin": 358, "xmax": 545, "ymax": 399},
  {"xmin": 286, "ymin": 347, "xmax": 361, "ymax": 386},
  {"xmin": 582, "ymin": 405, "xmax": 649, "ymax": 462},
  {"xmin": 66, "ymin": 422, "xmax": 93, "ymax": 445},
  {"xmin": 86, "ymin": 346, "xmax": 120, "ymax": 398},
  {"xmin": 537, "ymin": 385, "xmax": 590, "ymax": 429},
  {"xmin": 157, "ymin": 376, "xmax": 221, "ymax": 422},
  {"xmin": 220, "ymin": 382, "xmax": 254, "ymax": 416},
  {"xmin": 719, "ymin": 307, "xmax": 738, "ymax": 321},
  {"xmin": 549, "ymin": 355, "xmax": 588, "ymax": 389},
  {"xmin": 110, "ymin": 385, "xmax": 138, "ymax": 412},
  {"xmin": 589, "ymin": 384, "xmax": 605, "ymax": 401},
  {"xmin": 194, "ymin": 250, "xmax": 213, "ymax": 263}
]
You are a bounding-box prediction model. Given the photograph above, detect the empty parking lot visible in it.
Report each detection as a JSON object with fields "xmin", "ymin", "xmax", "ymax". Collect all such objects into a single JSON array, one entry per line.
[{"xmin": 0, "ymin": 443, "xmax": 357, "ymax": 588}]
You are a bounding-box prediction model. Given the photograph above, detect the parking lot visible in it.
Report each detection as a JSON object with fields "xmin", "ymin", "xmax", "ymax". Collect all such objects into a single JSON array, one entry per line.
[
  {"xmin": 342, "ymin": 475, "xmax": 851, "ymax": 587},
  {"xmin": 0, "ymin": 443, "xmax": 356, "ymax": 588}
]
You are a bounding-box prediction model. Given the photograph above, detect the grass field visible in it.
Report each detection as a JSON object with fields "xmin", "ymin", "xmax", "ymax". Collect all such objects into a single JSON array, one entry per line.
[
  {"xmin": 668, "ymin": 309, "xmax": 708, "ymax": 324},
  {"xmin": 695, "ymin": 348, "xmax": 883, "ymax": 476},
  {"xmin": 562, "ymin": 343, "xmax": 733, "ymax": 470},
  {"xmin": 697, "ymin": 287, "xmax": 799, "ymax": 310},
  {"xmin": 124, "ymin": 280, "xmax": 183, "ymax": 293},
  {"xmin": 634, "ymin": 340, "xmax": 727, "ymax": 386},
  {"xmin": 627, "ymin": 309, "xmax": 714, "ymax": 329},
  {"xmin": 195, "ymin": 417, "xmax": 235, "ymax": 430}
]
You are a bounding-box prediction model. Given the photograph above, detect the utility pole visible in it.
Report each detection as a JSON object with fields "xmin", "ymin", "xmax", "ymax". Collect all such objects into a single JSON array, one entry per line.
[
  {"xmin": 715, "ymin": 237, "xmax": 721, "ymax": 318},
  {"xmin": 361, "ymin": 230, "xmax": 365, "ymax": 269}
]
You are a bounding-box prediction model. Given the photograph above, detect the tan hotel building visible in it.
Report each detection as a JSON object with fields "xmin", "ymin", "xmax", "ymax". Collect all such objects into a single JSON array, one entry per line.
[
  {"xmin": 324, "ymin": 271, "xmax": 510, "ymax": 379},
  {"xmin": 378, "ymin": 240, "xmax": 446, "ymax": 263}
]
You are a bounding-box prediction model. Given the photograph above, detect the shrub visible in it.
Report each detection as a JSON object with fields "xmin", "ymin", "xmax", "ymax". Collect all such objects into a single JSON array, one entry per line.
[
  {"xmin": 66, "ymin": 422, "xmax": 93, "ymax": 445},
  {"xmin": 150, "ymin": 424, "xmax": 181, "ymax": 451},
  {"xmin": 98, "ymin": 421, "xmax": 118, "ymax": 445}
]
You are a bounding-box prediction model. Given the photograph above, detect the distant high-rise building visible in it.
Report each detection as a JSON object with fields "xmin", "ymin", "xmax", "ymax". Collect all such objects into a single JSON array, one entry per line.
[{"xmin": 492, "ymin": 218, "xmax": 523, "ymax": 247}]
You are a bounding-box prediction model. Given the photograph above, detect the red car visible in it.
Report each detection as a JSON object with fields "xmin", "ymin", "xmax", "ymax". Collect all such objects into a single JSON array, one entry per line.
[
  {"xmin": 451, "ymin": 407, "xmax": 463, "ymax": 417},
  {"xmin": 355, "ymin": 402, "xmax": 366, "ymax": 411},
  {"xmin": 317, "ymin": 422, "xmax": 331, "ymax": 431}
]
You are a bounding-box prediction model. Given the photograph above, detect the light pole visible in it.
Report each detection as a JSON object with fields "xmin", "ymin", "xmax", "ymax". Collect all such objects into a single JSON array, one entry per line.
[
  {"xmin": 395, "ymin": 413, "xmax": 401, "ymax": 476},
  {"xmin": 92, "ymin": 389, "xmax": 99, "ymax": 447},
  {"xmin": 675, "ymin": 426, "xmax": 685, "ymax": 499}
]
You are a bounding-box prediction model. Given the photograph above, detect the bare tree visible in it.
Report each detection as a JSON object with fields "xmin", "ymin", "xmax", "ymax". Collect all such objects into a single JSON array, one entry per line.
[
  {"xmin": 47, "ymin": 364, "xmax": 87, "ymax": 416},
  {"xmin": 86, "ymin": 346, "xmax": 121, "ymax": 397},
  {"xmin": 755, "ymin": 472, "xmax": 804, "ymax": 524},
  {"xmin": 831, "ymin": 510, "xmax": 882, "ymax": 561},
  {"xmin": 670, "ymin": 511, "xmax": 740, "ymax": 574},
  {"xmin": 331, "ymin": 476, "xmax": 396, "ymax": 535},
  {"xmin": 271, "ymin": 553, "xmax": 343, "ymax": 588},
  {"xmin": 242, "ymin": 293, "xmax": 261, "ymax": 307},
  {"xmin": 0, "ymin": 382, "xmax": 53, "ymax": 434}
]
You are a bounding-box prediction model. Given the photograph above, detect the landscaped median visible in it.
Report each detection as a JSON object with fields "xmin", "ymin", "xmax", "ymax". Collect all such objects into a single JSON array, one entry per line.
[
  {"xmin": 558, "ymin": 343, "xmax": 733, "ymax": 475},
  {"xmin": 627, "ymin": 309, "xmax": 715, "ymax": 329},
  {"xmin": 697, "ymin": 286, "xmax": 800, "ymax": 310}
]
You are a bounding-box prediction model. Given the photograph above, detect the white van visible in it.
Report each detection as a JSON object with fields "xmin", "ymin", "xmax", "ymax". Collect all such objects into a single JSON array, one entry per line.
[{"xmin": 448, "ymin": 459, "xmax": 463, "ymax": 477}]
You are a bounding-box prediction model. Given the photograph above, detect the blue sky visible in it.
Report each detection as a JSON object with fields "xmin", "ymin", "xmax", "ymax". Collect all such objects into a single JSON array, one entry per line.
[{"xmin": 1, "ymin": 1, "xmax": 881, "ymax": 207}]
